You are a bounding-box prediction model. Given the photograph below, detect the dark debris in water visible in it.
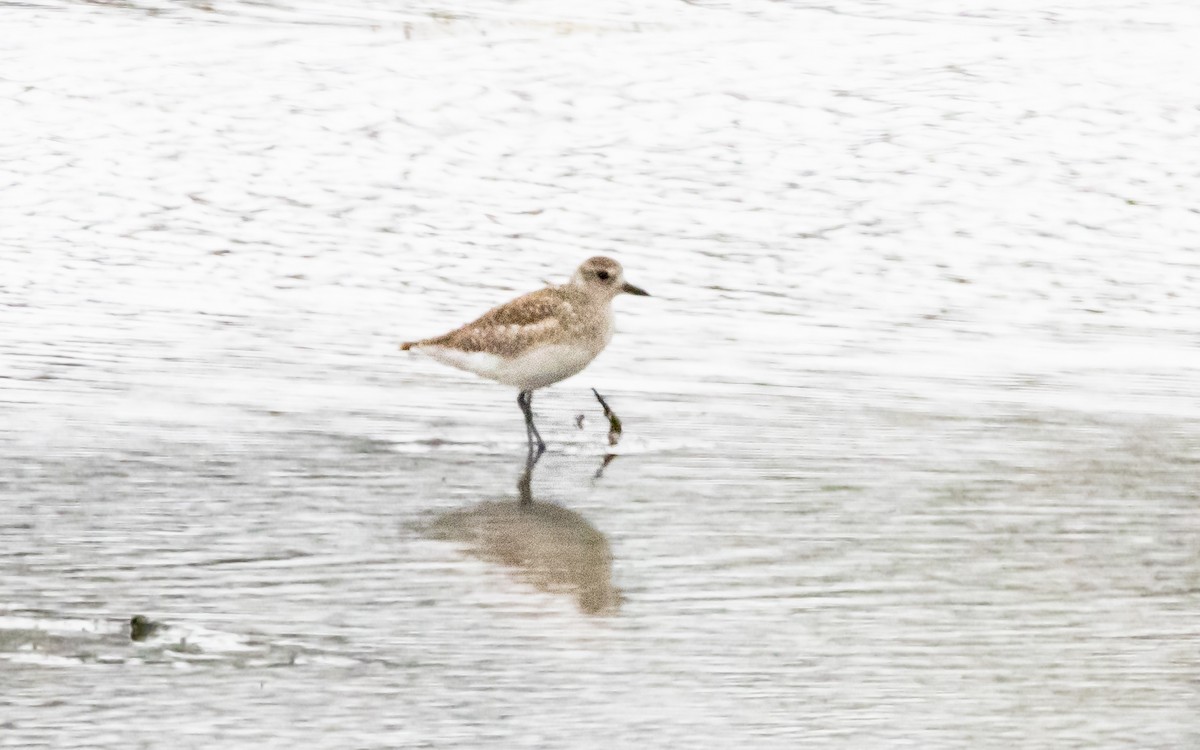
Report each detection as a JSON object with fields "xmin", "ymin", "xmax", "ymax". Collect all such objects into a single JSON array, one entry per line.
[{"xmin": 129, "ymin": 614, "xmax": 163, "ymax": 642}]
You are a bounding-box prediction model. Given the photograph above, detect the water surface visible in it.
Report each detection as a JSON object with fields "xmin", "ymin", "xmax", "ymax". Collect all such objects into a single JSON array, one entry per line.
[{"xmin": 2, "ymin": 0, "xmax": 1199, "ymax": 747}]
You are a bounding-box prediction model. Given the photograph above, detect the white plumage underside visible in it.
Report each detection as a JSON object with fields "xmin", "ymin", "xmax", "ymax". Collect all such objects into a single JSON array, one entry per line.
[{"xmin": 416, "ymin": 342, "xmax": 602, "ymax": 391}]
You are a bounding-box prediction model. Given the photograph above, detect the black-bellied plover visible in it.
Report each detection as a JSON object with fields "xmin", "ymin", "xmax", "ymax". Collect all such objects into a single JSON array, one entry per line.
[{"xmin": 400, "ymin": 256, "xmax": 649, "ymax": 454}]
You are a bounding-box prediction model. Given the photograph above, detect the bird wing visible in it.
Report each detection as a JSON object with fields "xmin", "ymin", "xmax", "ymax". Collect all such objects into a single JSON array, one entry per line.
[{"xmin": 408, "ymin": 287, "xmax": 573, "ymax": 358}]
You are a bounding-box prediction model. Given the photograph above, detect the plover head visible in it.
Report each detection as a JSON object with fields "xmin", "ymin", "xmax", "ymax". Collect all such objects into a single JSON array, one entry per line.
[{"xmin": 572, "ymin": 256, "xmax": 650, "ymax": 299}]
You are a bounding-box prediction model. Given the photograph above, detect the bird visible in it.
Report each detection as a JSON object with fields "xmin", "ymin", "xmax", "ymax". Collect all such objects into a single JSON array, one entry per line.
[{"xmin": 400, "ymin": 256, "xmax": 649, "ymax": 454}]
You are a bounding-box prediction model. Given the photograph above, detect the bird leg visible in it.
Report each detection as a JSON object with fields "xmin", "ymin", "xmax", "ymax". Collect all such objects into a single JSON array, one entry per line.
[
  {"xmin": 517, "ymin": 390, "xmax": 546, "ymax": 457},
  {"xmin": 591, "ymin": 388, "xmax": 623, "ymax": 447}
]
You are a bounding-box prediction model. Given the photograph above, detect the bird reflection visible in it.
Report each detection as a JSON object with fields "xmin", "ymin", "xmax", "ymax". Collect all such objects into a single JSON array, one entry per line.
[{"xmin": 428, "ymin": 451, "xmax": 621, "ymax": 615}]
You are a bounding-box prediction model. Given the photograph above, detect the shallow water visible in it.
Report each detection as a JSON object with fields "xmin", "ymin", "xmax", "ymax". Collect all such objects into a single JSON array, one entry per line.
[{"xmin": 2, "ymin": 0, "xmax": 1199, "ymax": 747}]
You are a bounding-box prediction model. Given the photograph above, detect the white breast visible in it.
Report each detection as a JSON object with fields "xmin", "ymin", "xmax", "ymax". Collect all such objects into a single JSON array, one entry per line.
[
  {"xmin": 494, "ymin": 342, "xmax": 604, "ymax": 390},
  {"xmin": 419, "ymin": 341, "xmax": 604, "ymax": 391}
]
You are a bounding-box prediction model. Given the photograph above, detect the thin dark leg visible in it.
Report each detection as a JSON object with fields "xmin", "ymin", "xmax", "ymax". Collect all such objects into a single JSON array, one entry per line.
[
  {"xmin": 528, "ymin": 392, "xmax": 546, "ymax": 454},
  {"xmin": 517, "ymin": 390, "xmax": 546, "ymax": 456},
  {"xmin": 592, "ymin": 388, "xmax": 623, "ymax": 447},
  {"xmin": 518, "ymin": 391, "xmax": 532, "ymax": 446}
]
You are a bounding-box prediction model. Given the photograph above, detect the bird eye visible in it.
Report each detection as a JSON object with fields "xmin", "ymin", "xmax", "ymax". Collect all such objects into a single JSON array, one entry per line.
[{"xmin": 597, "ymin": 270, "xmax": 611, "ymax": 281}]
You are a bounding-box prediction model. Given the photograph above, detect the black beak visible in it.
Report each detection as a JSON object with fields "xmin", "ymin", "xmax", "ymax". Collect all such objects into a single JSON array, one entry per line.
[{"xmin": 622, "ymin": 282, "xmax": 650, "ymax": 297}]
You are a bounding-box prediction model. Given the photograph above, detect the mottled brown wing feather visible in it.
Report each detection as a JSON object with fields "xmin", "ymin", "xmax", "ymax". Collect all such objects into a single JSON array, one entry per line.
[{"xmin": 404, "ymin": 287, "xmax": 573, "ymax": 358}]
